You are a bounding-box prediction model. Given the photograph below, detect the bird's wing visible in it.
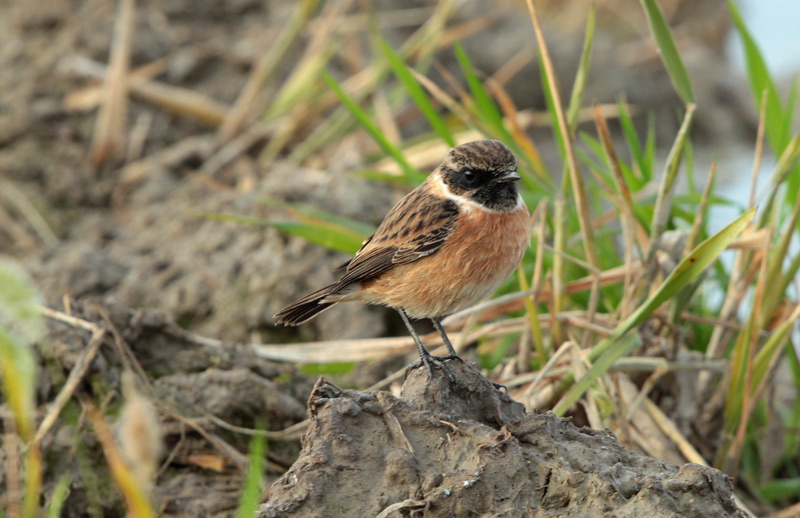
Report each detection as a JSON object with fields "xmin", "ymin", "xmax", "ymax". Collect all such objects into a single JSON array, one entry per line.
[{"xmin": 333, "ymin": 189, "xmax": 459, "ymax": 290}]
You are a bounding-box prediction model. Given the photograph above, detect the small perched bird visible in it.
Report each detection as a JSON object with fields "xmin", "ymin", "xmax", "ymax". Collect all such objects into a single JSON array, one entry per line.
[{"xmin": 275, "ymin": 140, "xmax": 531, "ymax": 384}]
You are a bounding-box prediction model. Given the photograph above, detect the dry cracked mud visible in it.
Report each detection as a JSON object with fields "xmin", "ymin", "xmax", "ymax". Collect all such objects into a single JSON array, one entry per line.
[{"xmin": 261, "ymin": 361, "xmax": 745, "ymax": 518}]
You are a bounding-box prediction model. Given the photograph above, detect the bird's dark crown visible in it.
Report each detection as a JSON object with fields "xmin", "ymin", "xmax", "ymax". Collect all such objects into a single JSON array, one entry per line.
[{"xmin": 438, "ymin": 140, "xmax": 520, "ymax": 211}]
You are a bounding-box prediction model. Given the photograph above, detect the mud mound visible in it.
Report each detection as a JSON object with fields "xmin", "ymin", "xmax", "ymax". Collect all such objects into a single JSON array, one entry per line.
[{"xmin": 261, "ymin": 361, "xmax": 744, "ymax": 518}]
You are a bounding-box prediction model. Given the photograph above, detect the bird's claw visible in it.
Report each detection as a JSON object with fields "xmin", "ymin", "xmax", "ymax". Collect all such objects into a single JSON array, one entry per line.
[{"xmin": 410, "ymin": 354, "xmax": 459, "ymax": 385}]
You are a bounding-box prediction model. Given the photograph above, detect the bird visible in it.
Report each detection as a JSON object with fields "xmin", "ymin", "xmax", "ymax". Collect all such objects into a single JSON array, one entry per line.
[{"xmin": 275, "ymin": 140, "xmax": 531, "ymax": 385}]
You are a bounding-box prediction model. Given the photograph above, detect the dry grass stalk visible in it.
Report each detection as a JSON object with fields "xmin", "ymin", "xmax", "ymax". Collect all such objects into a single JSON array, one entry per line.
[
  {"xmin": 764, "ymin": 502, "xmax": 800, "ymax": 518},
  {"xmin": 726, "ymin": 214, "xmax": 775, "ymax": 474},
  {"xmin": 592, "ymin": 103, "xmax": 647, "ymax": 252},
  {"xmin": 257, "ymin": 0, "xmax": 353, "ymax": 164},
  {"xmin": 485, "ymin": 76, "xmax": 548, "ymax": 181},
  {"xmin": 491, "ymin": 46, "xmax": 537, "ymax": 87},
  {"xmin": 90, "ymin": 0, "xmax": 135, "ymax": 165},
  {"xmin": 0, "ymin": 181, "xmax": 58, "ymax": 247},
  {"xmin": 685, "ymin": 162, "xmax": 718, "ymax": 254},
  {"xmin": 516, "ymin": 341, "xmax": 579, "ymax": 409},
  {"xmin": 4, "ymin": 422, "xmax": 21, "ymax": 518},
  {"xmin": 84, "ymin": 398, "xmax": 156, "ymax": 518},
  {"xmin": 200, "ymin": 125, "xmax": 274, "ymax": 177},
  {"xmin": 217, "ymin": 0, "xmax": 320, "ymax": 142},
  {"xmin": 0, "ymin": 202, "xmax": 37, "ymax": 252},
  {"xmin": 516, "ymin": 200, "xmax": 549, "ymax": 372},
  {"xmin": 700, "ymin": 90, "xmax": 773, "ymax": 400},
  {"xmin": 551, "ymin": 197, "xmax": 566, "ymax": 345},
  {"xmin": 442, "ymin": 263, "xmax": 644, "ymax": 327},
  {"xmin": 526, "ymin": 0, "xmax": 598, "ymax": 269},
  {"xmin": 63, "ymin": 59, "xmax": 167, "ymax": 112},
  {"xmin": 126, "ymin": 111, "xmax": 153, "ymax": 162},
  {"xmin": 40, "ymin": 306, "xmax": 254, "ymax": 478},
  {"xmin": 436, "ymin": 11, "xmax": 502, "ymax": 50},
  {"xmin": 115, "ymin": 135, "xmax": 215, "ymax": 200},
  {"xmin": 118, "ymin": 371, "xmax": 163, "ymax": 494},
  {"xmin": 67, "ymin": 55, "xmax": 229, "ymax": 126},
  {"xmin": 374, "ymin": 88, "xmax": 402, "ymax": 146}
]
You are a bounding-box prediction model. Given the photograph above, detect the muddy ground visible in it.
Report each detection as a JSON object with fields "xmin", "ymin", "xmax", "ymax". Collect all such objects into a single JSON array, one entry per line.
[
  {"xmin": 262, "ymin": 362, "xmax": 743, "ymax": 518},
  {"xmin": 0, "ymin": 0, "xmax": 761, "ymax": 516}
]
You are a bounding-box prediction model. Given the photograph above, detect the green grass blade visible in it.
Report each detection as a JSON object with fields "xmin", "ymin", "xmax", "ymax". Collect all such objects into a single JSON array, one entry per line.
[
  {"xmin": 553, "ymin": 208, "xmax": 756, "ymax": 416},
  {"xmin": 761, "ymin": 191, "xmax": 800, "ymax": 319},
  {"xmin": 617, "ymin": 99, "xmax": 646, "ymax": 186},
  {"xmin": 759, "ymin": 477, "xmax": 800, "ymax": 503},
  {"xmin": 321, "ymin": 70, "xmax": 425, "ymax": 184},
  {"xmin": 786, "ymin": 349, "xmax": 800, "ymax": 457},
  {"xmin": 541, "ymin": 56, "xmax": 567, "ymax": 164},
  {"xmin": 753, "ymin": 304, "xmax": 800, "ymax": 400},
  {"xmin": 0, "ymin": 328, "xmax": 37, "ymax": 438},
  {"xmin": 727, "ymin": 0, "xmax": 786, "ymax": 152},
  {"xmin": 380, "ymin": 38, "xmax": 455, "ymax": 147},
  {"xmin": 684, "ymin": 138, "xmax": 696, "ymax": 194},
  {"xmin": 650, "ymin": 104, "xmax": 695, "ymax": 242},
  {"xmin": 786, "ymin": 79, "xmax": 800, "ymax": 203},
  {"xmin": 760, "ymin": 130, "xmax": 800, "ymax": 223},
  {"xmin": 0, "ymin": 259, "xmax": 42, "ymax": 441},
  {"xmin": 286, "ymin": 0, "xmax": 456, "ymax": 165},
  {"xmin": 45, "ymin": 474, "xmax": 72, "ymax": 518},
  {"xmin": 0, "ymin": 259, "xmax": 43, "ymax": 345},
  {"xmin": 566, "ymin": 7, "xmax": 596, "ymax": 132},
  {"xmin": 526, "ymin": 4, "xmax": 598, "ymax": 267},
  {"xmin": 236, "ymin": 427, "xmax": 266, "ymax": 518},
  {"xmin": 576, "ymin": 139, "xmax": 615, "ymax": 192},
  {"xmin": 299, "ymin": 362, "xmax": 357, "ymax": 376},
  {"xmin": 639, "ymin": 0, "xmax": 695, "ymax": 104},
  {"xmin": 643, "ymin": 114, "xmax": 657, "ymax": 180},
  {"xmin": 261, "ymin": 199, "xmax": 377, "ymax": 236},
  {"xmin": 221, "ymin": 0, "xmax": 320, "ymax": 140},
  {"xmin": 453, "ymin": 43, "xmax": 511, "ymax": 141},
  {"xmin": 452, "ymin": 43, "xmax": 541, "ymax": 192},
  {"xmin": 199, "ymin": 212, "xmax": 368, "ymax": 254},
  {"xmin": 777, "ymin": 251, "xmax": 800, "ymax": 306},
  {"xmin": 262, "ymin": 45, "xmax": 337, "ymax": 122},
  {"xmin": 785, "ymin": 77, "xmax": 799, "ymax": 142}
]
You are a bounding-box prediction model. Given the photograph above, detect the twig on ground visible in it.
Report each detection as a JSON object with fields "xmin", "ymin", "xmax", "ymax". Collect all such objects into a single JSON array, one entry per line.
[
  {"xmin": 34, "ymin": 326, "xmax": 107, "ymax": 446},
  {"xmin": 154, "ymin": 402, "xmax": 249, "ymax": 472},
  {"xmin": 192, "ymin": 405, "xmax": 306, "ymax": 442},
  {"xmin": 374, "ymin": 499, "xmax": 427, "ymax": 518}
]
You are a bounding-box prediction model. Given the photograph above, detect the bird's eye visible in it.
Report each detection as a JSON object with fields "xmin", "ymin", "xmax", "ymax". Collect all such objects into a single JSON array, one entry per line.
[{"xmin": 464, "ymin": 170, "xmax": 476, "ymax": 183}]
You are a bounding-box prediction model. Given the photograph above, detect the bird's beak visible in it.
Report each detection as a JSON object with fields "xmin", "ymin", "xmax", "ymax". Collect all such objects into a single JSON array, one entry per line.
[{"xmin": 496, "ymin": 171, "xmax": 522, "ymax": 183}]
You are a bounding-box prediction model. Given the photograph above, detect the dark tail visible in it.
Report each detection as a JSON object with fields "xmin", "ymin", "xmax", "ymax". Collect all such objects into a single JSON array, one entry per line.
[{"xmin": 274, "ymin": 284, "xmax": 338, "ymax": 326}]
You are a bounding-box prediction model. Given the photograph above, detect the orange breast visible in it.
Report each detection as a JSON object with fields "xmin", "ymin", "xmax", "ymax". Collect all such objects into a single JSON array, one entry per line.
[{"xmin": 357, "ymin": 204, "xmax": 531, "ymax": 318}]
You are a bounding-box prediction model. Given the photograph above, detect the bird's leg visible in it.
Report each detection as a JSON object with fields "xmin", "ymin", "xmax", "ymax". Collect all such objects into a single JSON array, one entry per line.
[
  {"xmin": 398, "ymin": 310, "xmax": 457, "ymax": 384},
  {"xmin": 431, "ymin": 317, "xmax": 506, "ymax": 392},
  {"xmin": 430, "ymin": 318, "xmax": 461, "ymax": 359}
]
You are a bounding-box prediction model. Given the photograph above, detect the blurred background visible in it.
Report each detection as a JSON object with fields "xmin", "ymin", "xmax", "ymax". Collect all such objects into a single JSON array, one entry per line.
[{"xmin": 1, "ymin": 0, "xmax": 800, "ymax": 516}]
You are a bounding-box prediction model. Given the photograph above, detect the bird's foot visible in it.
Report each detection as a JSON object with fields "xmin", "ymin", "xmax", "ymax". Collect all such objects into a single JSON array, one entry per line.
[
  {"xmin": 408, "ymin": 353, "xmax": 505, "ymax": 392},
  {"xmin": 410, "ymin": 353, "xmax": 460, "ymax": 385}
]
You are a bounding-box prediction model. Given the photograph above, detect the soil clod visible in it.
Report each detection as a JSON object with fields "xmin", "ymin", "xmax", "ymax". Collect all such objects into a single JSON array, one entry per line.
[{"xmin": 261, "ymin": 361, "xmax": 745, "ymax": 518}]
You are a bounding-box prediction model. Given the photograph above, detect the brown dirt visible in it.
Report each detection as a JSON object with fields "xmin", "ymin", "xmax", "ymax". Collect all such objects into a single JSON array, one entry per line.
[
  {"xmin": 28, "ymin": 298, "xmax": 313, "ymax": 516},
  {"xmin": 262, "ymin": 361, "xmax": 745, "ymax": 518}
]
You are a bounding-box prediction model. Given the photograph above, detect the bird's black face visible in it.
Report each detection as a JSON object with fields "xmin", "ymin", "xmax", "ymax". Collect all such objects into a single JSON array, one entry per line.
[{"xmin": 439, "ymin": 140, "xmax": 521, "ymax": 211}]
